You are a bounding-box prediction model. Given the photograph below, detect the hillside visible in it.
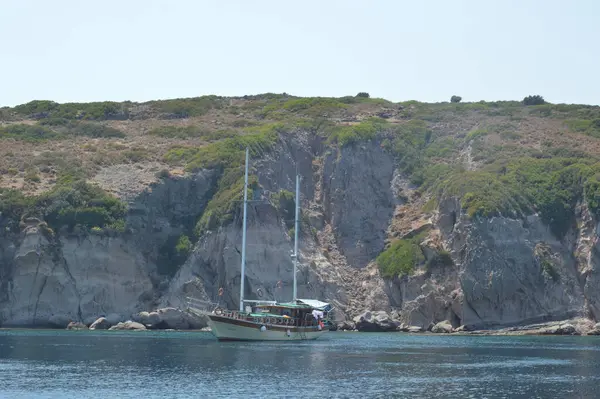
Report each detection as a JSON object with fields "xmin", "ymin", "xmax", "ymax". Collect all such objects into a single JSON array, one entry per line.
[{"xmin": 2, "ymin": 93, "xmax": 600, "ymax": 331}]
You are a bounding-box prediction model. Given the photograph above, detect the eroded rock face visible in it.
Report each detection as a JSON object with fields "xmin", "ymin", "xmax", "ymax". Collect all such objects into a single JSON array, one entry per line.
[
  {"xmin": 0, "ymin": 170, "xmax": 218, "ymax": 328},
  {"xmin": 0, "ymin": 227, "xmax": 155, "ymax": 328},
  {"xmin": 322, "ymin": 142, "xmax": 396, "ymax": 269},
  {"xmin": 4, "ymin": 131, "xmax": 600, "ymax": 331}
]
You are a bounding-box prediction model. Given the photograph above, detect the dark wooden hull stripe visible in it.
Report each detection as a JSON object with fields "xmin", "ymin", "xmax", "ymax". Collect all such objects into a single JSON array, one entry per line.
[{"xmin": 208, "ymin": 314, "xmax": 321, "ymax": 333}]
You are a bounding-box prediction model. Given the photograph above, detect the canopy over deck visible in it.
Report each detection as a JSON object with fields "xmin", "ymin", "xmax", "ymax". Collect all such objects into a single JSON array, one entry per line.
[{"xmin": 295, "ymin": 299, "xmax": 331, "ymax": 311}]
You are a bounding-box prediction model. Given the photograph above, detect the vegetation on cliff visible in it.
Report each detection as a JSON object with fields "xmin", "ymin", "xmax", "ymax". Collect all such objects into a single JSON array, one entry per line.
[
  {"xmin": 376, "ymin": 232, "xmax": 427, "ymax": 278},
  {"xmin": 2, "ymin": 93, "xmax": 600, "ymax": 277}
]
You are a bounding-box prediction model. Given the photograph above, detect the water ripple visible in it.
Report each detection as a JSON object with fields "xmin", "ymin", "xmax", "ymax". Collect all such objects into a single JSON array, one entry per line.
[{"xmin": 0, "ymin": 330, "xmax": 599, "ymax": 398}]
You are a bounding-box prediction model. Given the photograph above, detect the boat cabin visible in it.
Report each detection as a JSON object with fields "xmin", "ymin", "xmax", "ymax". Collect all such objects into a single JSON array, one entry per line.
[{"xmin": 244, "ymin": 299, "xmax": 332, "ymax": 327}]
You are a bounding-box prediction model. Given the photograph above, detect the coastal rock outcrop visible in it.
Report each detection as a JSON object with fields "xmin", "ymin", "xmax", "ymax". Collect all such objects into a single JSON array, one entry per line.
[
  {"xmin": 108, "ymin": 321, "xmax": 146, "ymax": 331},
  {"xmin": 66, "ymin": 321, "xmax": 87, "ymax": 330},
  {"xmin": 431, "ymin": 320, "xmax": 453, "ymax": 334},
  {"xmin": 353, "ymin": 310, "xmax": 400, "ymax": 332},
  {"xmin": 89, "ymin": 317, "xmax": 111, "ymax": 330},
  {"xmin": 587, "ymin": 323, "xmax": 600, "ymax": 335},
  {"xmin": 133, "ymin": 307, "xmax": 207, "ymax": 329}
]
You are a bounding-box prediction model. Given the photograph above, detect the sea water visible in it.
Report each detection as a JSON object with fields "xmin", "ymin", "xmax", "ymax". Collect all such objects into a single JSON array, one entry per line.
[{"xmin": 1, "ymin": 329, "xmax": 599, "ymax": 398}]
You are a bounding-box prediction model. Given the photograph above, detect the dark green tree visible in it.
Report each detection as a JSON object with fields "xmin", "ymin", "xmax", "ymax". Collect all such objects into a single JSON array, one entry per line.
[{"xmin": 523, "ymin": 95, "xmax": 545, "ymax": 105}]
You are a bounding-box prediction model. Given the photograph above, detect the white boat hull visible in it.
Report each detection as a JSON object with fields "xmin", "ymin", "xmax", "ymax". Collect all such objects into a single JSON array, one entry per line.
[{"xmin": 206, "ymin": 314, "xmax": 327, "ymax": 341}]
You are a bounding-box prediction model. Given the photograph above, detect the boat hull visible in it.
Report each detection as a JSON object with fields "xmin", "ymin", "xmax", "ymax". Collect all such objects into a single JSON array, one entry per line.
[{"xmin": 207, "ymin": 314, "xmax": 327, "ymax": 341}]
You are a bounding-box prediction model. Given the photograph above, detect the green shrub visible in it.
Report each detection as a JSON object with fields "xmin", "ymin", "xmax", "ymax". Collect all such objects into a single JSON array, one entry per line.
[
  {"xmin": 172, "ymin": 124, "xmax": 284, "ymax": 236},
  {"xmin": 435, "ymin": 157, "xmax": 600, "ymax": 238},
  {"xmin": 540, "ymin": 259, "xmax": 560, "ymax": 282},
  {"xmin": 260, "ymin": 97, "xmax": 347, "ymax": 118},
  {"xmin": 0, "ymin": 174, "xmax": 127, "ymax": 234},
  {"xmin": 327, "ymin": 118, "xmax": 386, "ymax": 146},
  {"xmin": 39, "ymin": 117, "xmax": 70, "ymax": 126},
  {"xmin": 389, "ymin": 120, "xmax": 433, "ymax": 183},
  {"xmin": 0, "ymin": 189, "xmax": 34, "ymax": 220},
  {"xmin": 12, "ymin": 100, "xmax": 59, "ymax": 117},
  {"xmin": 149, "ymin": 96, "xmax": 223, "ymax": 118},
  {"xmin": 36, "ymin": 180, "xmax": 127, "ymax": 231},
  {"xmin": 0, "ymin": 124, "xmax": 62, "ymax": 141},
  {"xmin": 0, "ymin": 122, "xmax": 125, "ymax": 141},
  {"xmin": 450, "ymin": 95, "xmax": 462, "ymax": 103},
  {"xmin": 148, "ymin": 125, "xmax": 238, "ymax": 140},
  {"xmin": 107, "ymin": 219, "xmax": 126, "ymax": 233},
  {"xmin": 68, "ymin": 122, "xmax": 125, "ymax": 138},
  {"xmin": 356, "ymin": 92, "xmax": 370, "ymax": 98},
  {"xmin": 523, "ymin": 95, "xmax": 545, "ymax": 106},
  {"xmin": 377, "ymin": 232, "xmax": 427, "ymax": 277},
  {"xmin": 167, "ymin": 123, "xmax": 283, "ymax": 172},
  {"xmin": 122, "ymin": 148, "xmax": 149, "ymax": 163},
  {"xmin": 148, "ymin": 126, "xmax": 208, "ymax": 138},
  {"xmin": 156, "ymin": 169, "xmax": 171, "ymax": 179},
  {"xmin": 175, "ymin": 234, "xmax": 192, "ymax": 255},
  {"xmin": 195, "ymin": 173, "xmax": 259, "ymax": 236},
  {"xmin": 231, "ymin": 119, "xmax": 259, "ymax": 128},
  {"xmin": 13, "ymin": 100, "xmax": 129, "ymax": 120},
  {"xmin": 466, "ymin": 127, "xmax": 489, "ymax": 141},
  {"xmin": 24, "ymin": 168, "xmax": 41, "ymax": 183},
  {"xmin": 565, "ymin": 119, "xmax": 600, "ymax": 138}
]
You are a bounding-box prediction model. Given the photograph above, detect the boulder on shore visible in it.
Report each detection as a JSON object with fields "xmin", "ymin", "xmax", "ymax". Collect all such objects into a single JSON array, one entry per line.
[
  {"xmin": 108, "ymin": 321, "xmax": 146, "ymax": 331},
  {"xmin": 89, "ymin": 317, "xmax": 111, "ymax": 330},
  {"xmin": 353, "ymin": 311, "xmax": 399, "ymax": 332},
  {"xmin": 337, "ymin": 320, "xmax": 356, "ymax": 331},
  {"xmin": 66, "ymin": 321, "xmax": 88, "ymax": 330},
  {"xmin": 587, "ymin": 322, "xmax": 600, "ymax": 335},
  {"xmin": 431, "ymin": 320, "xmax": 453, "ymax": 334},
  {"xmin": 132, "ymin": 307, "xmax": 207, "ymax": 330},
  {"xmin": 538, "ymin": 323, "xmax": 578, "ymax": 335}
]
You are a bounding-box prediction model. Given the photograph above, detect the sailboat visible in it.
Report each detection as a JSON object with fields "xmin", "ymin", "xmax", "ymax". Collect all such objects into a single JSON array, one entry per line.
[{"xmin": 187, "ymin": 148, "xmax": 332, "ymax": 341}]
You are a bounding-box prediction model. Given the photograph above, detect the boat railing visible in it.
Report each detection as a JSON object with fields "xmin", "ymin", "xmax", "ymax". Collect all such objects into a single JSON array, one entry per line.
[
  {"xmin": 185, "ymin": 296, "xmax": 220, "ymax": 314},
  {"xmin": 205, "ymin": 305, "xmax": 326, "ymax": 329}
]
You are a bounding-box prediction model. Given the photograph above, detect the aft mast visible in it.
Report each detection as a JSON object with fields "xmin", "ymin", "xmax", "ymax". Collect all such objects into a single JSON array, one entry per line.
[
  {"xmin": 292, "ymin": 174, "xmax": 300, "ymax": 301},
  {"xmin": 239, "ymin": 147, "xmax": 249, "ymax": 312}
]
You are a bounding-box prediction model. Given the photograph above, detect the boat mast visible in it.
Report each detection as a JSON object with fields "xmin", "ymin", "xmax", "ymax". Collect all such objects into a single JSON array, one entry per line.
[
  {"xmin": 239, "ymin": 147, "xmax": 249, "ymax": 312},
  {"xmin": 292, "ymin": 174, "xmax": 300, "ymax": 301}
]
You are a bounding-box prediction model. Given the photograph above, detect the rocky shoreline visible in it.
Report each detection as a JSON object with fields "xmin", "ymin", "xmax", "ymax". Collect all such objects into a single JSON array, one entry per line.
[
  {"xmin": 336, "ymin": 310, "xmax": 600, "ymax": 336},
  {"xmin": 19, "ymin": 307, "xmax": 599, "ymax": 337},
  {"xmin": 56, "ymin": 307, "xmax": 209, "ymax": 332}
]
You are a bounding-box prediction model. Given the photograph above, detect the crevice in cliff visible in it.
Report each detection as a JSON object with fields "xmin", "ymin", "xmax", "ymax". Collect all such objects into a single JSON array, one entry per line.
[
  {"xmin": 52, "ymin": 236, "xmax": 83, "ymax": 322},
  {"xmin": 32, "ymin": 276, "xmax": 47, "ymax": 324},
  {"xmin": 28, "ymin": 247, "xmax": 43, "ymax": 312}
]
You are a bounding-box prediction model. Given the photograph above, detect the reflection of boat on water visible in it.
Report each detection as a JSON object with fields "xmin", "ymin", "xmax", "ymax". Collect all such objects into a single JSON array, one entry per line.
[{"xmin": 187, "ymin": 148, "xmax": 332, "ymax": 341}]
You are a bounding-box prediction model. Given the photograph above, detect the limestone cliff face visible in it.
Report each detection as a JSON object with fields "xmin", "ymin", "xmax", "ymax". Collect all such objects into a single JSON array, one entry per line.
[
  {"xmin": 159, "ymin": 135, "xmax": 393, "ymax": 320},
  {"xmin": 0, "ymin": 170, "xmax": 217, "ymax": 327},
  {"xmin": 3, "ymin": 132, "xmax": 600, "ymax": 329},
  {"xmin": 2, "ymin": 227, "xmax": 154, "ymax": 327},
  {"xmin": 388, "ymin": 197, "xmax": 600, "ymax": 330}
]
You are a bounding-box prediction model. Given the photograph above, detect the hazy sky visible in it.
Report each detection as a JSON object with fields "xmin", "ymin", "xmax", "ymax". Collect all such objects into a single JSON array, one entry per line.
[{"xmin": 2, "ymin": 0, "xmax": 599, "ymax": 106}]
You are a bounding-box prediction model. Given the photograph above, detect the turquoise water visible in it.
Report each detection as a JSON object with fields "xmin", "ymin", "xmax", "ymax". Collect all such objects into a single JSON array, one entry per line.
[{"xmin": 1, "ymin": 330, "xmax": 599, "ymax": 398}]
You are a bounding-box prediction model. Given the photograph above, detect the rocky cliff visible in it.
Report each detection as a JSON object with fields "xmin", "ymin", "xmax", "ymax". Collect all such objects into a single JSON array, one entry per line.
[{"xmin": 2, "ymin": 95, "xmax": 600, "ymax": 331}]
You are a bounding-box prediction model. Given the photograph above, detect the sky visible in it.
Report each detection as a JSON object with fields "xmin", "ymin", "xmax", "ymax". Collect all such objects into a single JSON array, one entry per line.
[{"xmin": 1, "ymin": 0, "xmax": 599, "ymax": 107}]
